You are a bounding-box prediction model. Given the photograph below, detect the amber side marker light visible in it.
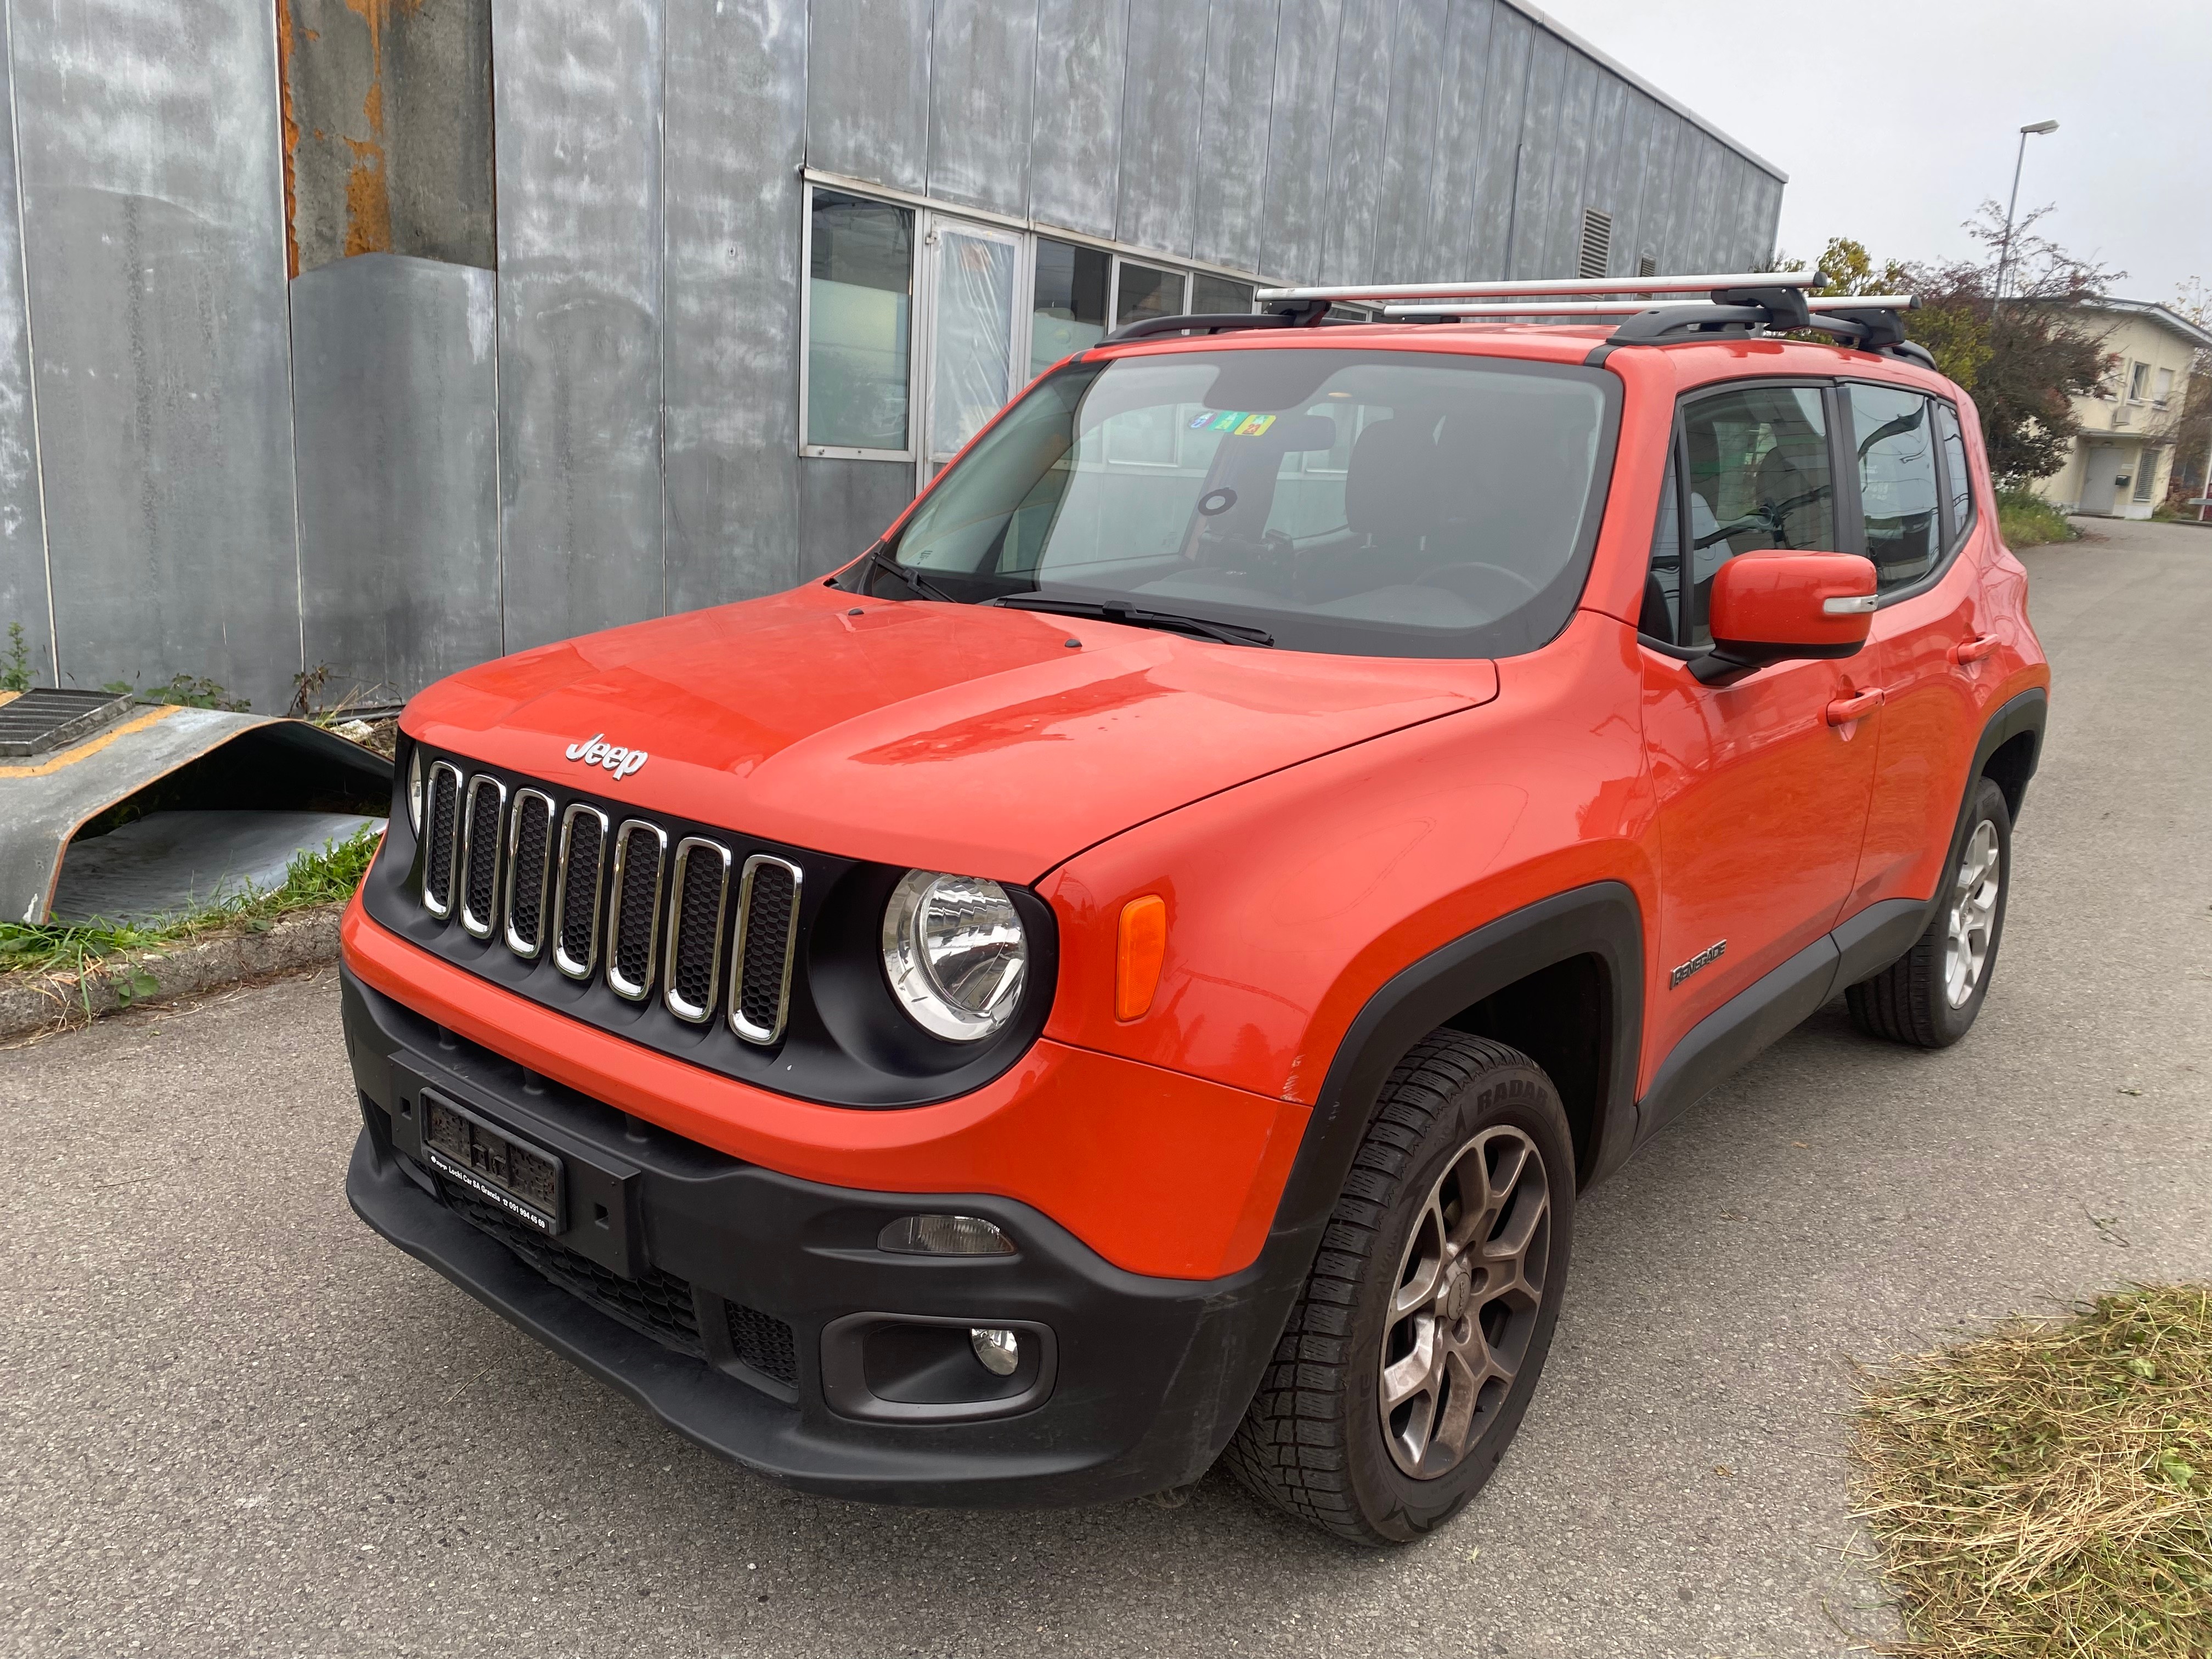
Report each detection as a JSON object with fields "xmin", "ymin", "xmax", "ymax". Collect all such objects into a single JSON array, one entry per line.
[{"xmin": 1116, "ymin": 895, "xmax": 1167, "ymax": 1020}]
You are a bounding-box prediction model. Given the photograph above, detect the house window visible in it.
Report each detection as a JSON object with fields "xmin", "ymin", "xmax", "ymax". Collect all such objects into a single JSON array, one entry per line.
[
  {"xmin": 1577, "ymin": 209, "xmax": 1613, "ymax": 280},
  {"xmin": 804, "ymin": 189, "xmax": 915, "ymax": 456},
  {"xmin": 1031, "ymin": 239, "xmax": 1109, "ymax": 377},
  {"xmin": 2128, "ymin": 361, "xmax": 2151, "ymax": 403},
  {"xmin": 1190, "ymin": 273, "xmax": 1256, "ymax": 315},
  {"xmin": 1113, "ymin": 261, "xmax": 1186, "ymax": 328},
  {"xmin": 2153, "ymin": 366, "xmax": 2174, "ymax": 407},
  {"xmin": 2133, "ymin": 451, "xmax": 2158, "ymax": 503}
]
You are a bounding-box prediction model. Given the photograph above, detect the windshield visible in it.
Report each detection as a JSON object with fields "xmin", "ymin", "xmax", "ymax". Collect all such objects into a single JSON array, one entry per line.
[{"xmin": 870, "ymin": 347, "xmax": 1619, "ymax": 658}]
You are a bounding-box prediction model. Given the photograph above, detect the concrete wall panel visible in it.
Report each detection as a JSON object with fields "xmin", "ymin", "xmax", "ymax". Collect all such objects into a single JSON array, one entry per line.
[
  {"xmin": 1461, "ymin": 4, "xmax": 1528, "ymax": 280},
  {"xmin": 1316, "ymin": 0, "xmax": 1395, "ymax": 286},
  {"xmin": 0, "ymin": 7, "xmax": 49, "ymax": 684},
  {"xmin": 927, "ymin": 0, "xmax": 1035, "ymax": 217},
  {"xmin": 663, "ymin": 0, "xmax": 807, "ymax": 617},
  {"xmin": 292, "ymin": 254, "xmax": 499, "ymax": 699},
  {"xmin": 806, "ymin": 0, "xmax": 932, "ymax": 194},
  {"xmin": 1542, "ymin": 48, "xmax": 1599, "ymax": 278},
  {"xmin": 1506, "ymin": 26, "xmax": 1562, "ymax": 278},
  {"xmin": 1368, "ymin": 0, "xmax": 1444, "ymax": 283},
  {"xmin": 1116, "ymin": 0, "xmax": 1209, "ymax": 259},
  {"xmin": 1425, "ymin": 0, "xmax": 1498, "ymax": 280},
  {"xmin": 12, "ymin": 0, "xmax": 301, "ymax": 711},
  {"xmin": 493, "ymin": 0, "xmax": 665, "ymax": 656},
  {"xmin": 800, "ymin": 457, "xmax": 913, "ymax": 580},
  {"xmin": 1030, "ymin": 0, "xmax": 1128, "ymax": 239},
  {"xmin": 1259, "ymin": 0, "xmax": 1341, "ymax": 284},
  {"xmin": 1192, "ymin": 0, "xmax": 1281, "ymax": 274}
]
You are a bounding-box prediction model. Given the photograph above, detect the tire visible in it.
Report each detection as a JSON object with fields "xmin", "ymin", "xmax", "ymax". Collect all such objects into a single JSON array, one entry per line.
[
  {"xmin": 1846, "ymin": 774, "xmax": 2012, "ymax": 1049},
  {"xmin": 1224, "ymin": 1033, "xmax": 1575, "ymax": 1546}
]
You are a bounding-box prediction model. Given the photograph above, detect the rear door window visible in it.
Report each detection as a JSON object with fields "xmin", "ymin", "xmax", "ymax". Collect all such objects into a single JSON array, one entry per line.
[
  {"xmin": 1848, "ymin": 384, "xmax": 1940, "ymax": 590},
  {"xmin": 1933, "ymin": 400, "xmax": 1974, "ymax": 550}
]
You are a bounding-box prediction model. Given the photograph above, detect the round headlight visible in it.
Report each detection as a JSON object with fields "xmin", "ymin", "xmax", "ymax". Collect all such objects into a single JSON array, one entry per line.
[
  {"xmin": 882, "ymin": 870, "xmax": 1028, "ymax": 1042},
  {"xmin": 406, "ymin": 746, "xmax": 424, "ymax": 834}
]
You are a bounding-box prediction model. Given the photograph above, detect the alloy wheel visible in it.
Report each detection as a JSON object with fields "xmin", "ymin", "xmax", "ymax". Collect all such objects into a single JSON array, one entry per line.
[
  {"xmin": 1378, "ymin": 1125, "xmax": 1551, "ymax": 1480},
  {"xmin": 1944, "ymin": 819, "xmax": 2001, "ymax": 1008}
]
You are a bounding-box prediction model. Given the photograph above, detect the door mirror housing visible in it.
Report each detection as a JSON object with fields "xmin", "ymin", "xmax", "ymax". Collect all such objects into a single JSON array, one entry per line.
[{"xmin": 1691, "ymin": 551, "xmax": 1878, "ymax": 685}]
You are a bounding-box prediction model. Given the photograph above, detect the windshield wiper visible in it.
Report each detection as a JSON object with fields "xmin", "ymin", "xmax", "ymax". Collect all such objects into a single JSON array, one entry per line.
[
  {"xmin": 864, "ymin": 543, "xmax": 960, "ymax": 603},
  {"xmin": 989, "ymin": 595, "xmax": 1274, "ymax": 647}
]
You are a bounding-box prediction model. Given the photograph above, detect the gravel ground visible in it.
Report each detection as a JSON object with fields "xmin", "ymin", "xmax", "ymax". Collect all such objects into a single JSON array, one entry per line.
[{"xmin": 3, "ymin": 518, "xmax": 2208, "ymax": 1658}]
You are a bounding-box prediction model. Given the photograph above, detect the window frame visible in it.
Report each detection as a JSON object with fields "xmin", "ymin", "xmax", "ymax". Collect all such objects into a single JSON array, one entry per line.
[
  {"xmin": 799, "ymin": 179, "xmax": 922, "ymax": 463},
  {"xmin": 797, "ymin": 176, "xmax": 1281, "ymax": 467}
]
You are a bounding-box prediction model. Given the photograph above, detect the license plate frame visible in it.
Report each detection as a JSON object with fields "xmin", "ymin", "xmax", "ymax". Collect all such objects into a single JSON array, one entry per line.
[{"xmin": 418, "ymin": 1086, "xmax": 567, "ymax": 1235}]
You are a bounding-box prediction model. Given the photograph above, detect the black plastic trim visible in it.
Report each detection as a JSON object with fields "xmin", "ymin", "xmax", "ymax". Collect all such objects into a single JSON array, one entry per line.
[
  {"xmin": 341, "ymin": 967, "xmax": 1310, "ymax": 1506},
  {"xmin": 1636, "ymin": 932, "xmax": 1842, "ymax": 1142},
  {"xmin": 1276, "ymin": 883, "xmax": 1646, "ymax": 1237}
]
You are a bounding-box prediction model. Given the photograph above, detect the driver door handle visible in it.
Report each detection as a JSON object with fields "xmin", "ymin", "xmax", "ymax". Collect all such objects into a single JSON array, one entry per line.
[
  {"xmin": 1949, "ymin": 633, "xmax": 2001, "ymax": 665},
  {"xmin": 1825, "ymin": 687, "xmax": 1886, "ymax": 726}
]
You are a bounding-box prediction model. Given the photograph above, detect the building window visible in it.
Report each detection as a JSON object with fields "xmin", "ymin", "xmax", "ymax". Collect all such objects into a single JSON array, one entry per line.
[
  {"xmin": 2128, "ymin": 361, "xmax": 2151, "ymax": 403},
  {"xmin": 1578, "ymin": 209, "xmax": 1613, "ymax": 280},
  {"xmin": 1114, "ymin": 261, "xmax": 1186, "ymax": 328},
  {"xmin": 1031, "ymin": 239, "xmax": 1109, "ymax": 376},
  {"xmin": 2153, "ymin": 366, "xmax": 2174, "ymax": 408},
  {"xmin": 805, "ymin": 189, "xmax": 915, "ymax": 456},
  {"xmin": 1190, "ymin": 273, "xmax": 1256, "ymax": 315},
  {"xmin": 1326, "ymin": 302, "xmax": 1375, "ymax": 322},
  {"xmin": 2133, "ymin": 450, "xmax": 2159, "ymax": 503}
]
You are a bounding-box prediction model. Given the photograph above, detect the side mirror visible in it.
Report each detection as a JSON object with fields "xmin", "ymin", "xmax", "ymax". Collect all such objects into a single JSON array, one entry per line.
[{"xmin": 1691, "ymin": 551, "xmax": 1878, "ymax": 685}]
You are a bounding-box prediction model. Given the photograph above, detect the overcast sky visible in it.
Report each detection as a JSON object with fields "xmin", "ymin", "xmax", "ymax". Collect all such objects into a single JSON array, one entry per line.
[{"xmin": 1535, "ymin": 0, "xmax": 2211, "ymax": 306}]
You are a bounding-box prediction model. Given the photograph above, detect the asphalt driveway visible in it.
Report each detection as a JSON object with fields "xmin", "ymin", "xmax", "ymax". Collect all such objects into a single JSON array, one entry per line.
[{"xmin": 4, "ymin": 518, "xmax": 2208, "ymax": 1658}]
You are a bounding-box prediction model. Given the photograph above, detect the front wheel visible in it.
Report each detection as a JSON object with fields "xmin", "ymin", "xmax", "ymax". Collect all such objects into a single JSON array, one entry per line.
[
  {"xmin": 1224, "ymin": 1034, "xmax": 1575, "ymax": 1545},
  {"xmin": 1847, "ymin": 774, "xmax": 2013, "ymax": 1048}
]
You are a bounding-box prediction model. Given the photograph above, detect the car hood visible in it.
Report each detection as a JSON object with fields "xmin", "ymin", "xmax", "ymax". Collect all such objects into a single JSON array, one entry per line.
[{"xmin": 405, "ymin": 584, "xmax": 1498, "ymax": 882}]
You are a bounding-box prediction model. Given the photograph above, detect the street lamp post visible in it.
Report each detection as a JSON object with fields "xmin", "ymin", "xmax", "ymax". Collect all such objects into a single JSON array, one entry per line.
[{"xmin": 1994, "ymin": 120, "xmax": 2059, "ymax": 308}]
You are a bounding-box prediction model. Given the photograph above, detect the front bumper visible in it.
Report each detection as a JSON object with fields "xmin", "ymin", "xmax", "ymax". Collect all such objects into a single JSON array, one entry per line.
[{"xmin": 342, "ymin": 969, "xmax": 1315, "ymax": 1505}]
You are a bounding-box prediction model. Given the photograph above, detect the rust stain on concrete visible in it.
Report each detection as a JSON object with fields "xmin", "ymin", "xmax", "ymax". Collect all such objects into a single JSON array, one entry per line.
[{"xmin": 275, "ymin": 0, "xmax": 302, "ymax": 278}]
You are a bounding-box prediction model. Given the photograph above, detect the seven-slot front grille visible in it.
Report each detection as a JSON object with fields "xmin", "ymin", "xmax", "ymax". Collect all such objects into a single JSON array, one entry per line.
[{"xmin": 415, "ymin": 756, "xmax": 803, "ymax": 1041}]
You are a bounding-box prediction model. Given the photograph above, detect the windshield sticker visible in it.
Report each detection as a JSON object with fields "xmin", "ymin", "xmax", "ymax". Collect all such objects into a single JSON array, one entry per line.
[{"xmin": 1189, "ymin": 411, "xmax": 1277, "ymax": 436}]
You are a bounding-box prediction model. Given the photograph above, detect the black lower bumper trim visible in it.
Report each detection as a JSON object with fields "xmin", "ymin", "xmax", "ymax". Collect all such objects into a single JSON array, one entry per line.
[{"xmin": 341, "ymin": 967, "xmax": 1318, "ymax": 1506}]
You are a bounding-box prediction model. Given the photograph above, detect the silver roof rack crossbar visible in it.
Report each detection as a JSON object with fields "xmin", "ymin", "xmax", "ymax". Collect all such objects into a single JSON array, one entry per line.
[
  {"xmin": 1255, "ymin": 269, "xmax": 1821, "ymax": 304},
  {"xmin": 1380, "ymin": 294, "xmax": 1915, "ymax": 319}
]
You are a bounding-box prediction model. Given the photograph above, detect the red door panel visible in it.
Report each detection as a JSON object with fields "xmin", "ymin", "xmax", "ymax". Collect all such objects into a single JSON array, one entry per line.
[{"xmin": 1639, "ymin": 648, "xmax": 1879, "ymax": 1081}]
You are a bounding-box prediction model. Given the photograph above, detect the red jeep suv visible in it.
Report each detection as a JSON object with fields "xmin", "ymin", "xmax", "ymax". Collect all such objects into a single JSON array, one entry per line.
[{"xmin": 341, "ymin": 275, "xmax": 2047, "ymax": 1545}]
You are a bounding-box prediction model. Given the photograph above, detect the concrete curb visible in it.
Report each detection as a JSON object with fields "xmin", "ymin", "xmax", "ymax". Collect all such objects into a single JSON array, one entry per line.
[{"xmin": 0, "ymin": 906, "xmax": 343, "ymax": 1043}]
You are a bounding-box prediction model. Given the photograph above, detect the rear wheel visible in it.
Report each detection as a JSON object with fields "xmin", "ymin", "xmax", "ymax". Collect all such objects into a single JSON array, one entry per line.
[
  {"xmin": 1846, "ymin": 774, "xmax": 2012, "ymax": 1048},
  {"xmin": 1225, "ymin": 1033, "xmax": 1574, "ymax": 1545}
]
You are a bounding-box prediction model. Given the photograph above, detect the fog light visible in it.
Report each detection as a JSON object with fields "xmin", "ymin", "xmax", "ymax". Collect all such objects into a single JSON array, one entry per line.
[
  {"xmin": 970, "ymin": 1327, "xmax": 1020, "ymax": 1376},
  {"xmin": 878, "ymin": 1214, "xmax": 1014, "ymax": 1256}
]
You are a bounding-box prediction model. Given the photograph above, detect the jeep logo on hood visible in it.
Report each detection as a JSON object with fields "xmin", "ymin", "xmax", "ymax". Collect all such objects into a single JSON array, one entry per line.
[{"xmin": 564, "ymin": 733, "xmax": 648, "ymax": 780}]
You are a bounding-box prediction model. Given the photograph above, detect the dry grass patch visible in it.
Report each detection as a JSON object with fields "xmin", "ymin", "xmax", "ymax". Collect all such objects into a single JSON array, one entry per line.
[{"xmin": 1853, "ymin": 1285, "xmax": 2212, "ymax": 1656}]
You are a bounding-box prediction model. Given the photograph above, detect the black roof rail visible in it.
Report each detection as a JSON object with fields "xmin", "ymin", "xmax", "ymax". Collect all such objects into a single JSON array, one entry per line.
[{"xmin": 1104, "ymin": 297, "xmax": 1330, "ymax": 342}]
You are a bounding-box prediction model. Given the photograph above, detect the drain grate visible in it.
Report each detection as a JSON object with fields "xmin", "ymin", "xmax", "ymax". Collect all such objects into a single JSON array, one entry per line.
[{"xmin": 0, "ymin": 688, "xmax": 137, "ymax": 758}]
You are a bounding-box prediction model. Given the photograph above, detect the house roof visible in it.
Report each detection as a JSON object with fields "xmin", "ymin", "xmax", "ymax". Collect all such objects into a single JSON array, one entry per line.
[{"xmin": 2071, "ymin": 296, "xmax": 2212, "ymax": 353}]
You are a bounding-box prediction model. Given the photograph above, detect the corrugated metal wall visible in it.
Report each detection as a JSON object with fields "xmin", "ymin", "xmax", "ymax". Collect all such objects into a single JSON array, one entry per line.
[{"xmin": 0, "ymin": 0, "xmax": 1783, "ymax": 709}]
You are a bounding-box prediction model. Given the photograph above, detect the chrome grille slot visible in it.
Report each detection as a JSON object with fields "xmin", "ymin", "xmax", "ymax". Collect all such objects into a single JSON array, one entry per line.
[
  {"xmin": 731, "ymin": 854, "xmax": 802, "ymax": 1045},
  {"xmin": 552, "ymin": 804, "xmax": 610, "ymax": 979},
  {"xmin": 606, "ymin": 820, "xmax": 668, "ymax": 1001},
  {"xmin": 421, "ymin": 760, "xmax": 463, "ymax": 918},
  {"xmin": 663, "ymin": 838, "xmax": 732, "ymax": 1023},
  {"xmin": 458, "ymin": 774, "xmax": 507, "ymax": 939},
  {"xmin": 504, "ymin": 789, "xmax": 556, "ymax": 958}
]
